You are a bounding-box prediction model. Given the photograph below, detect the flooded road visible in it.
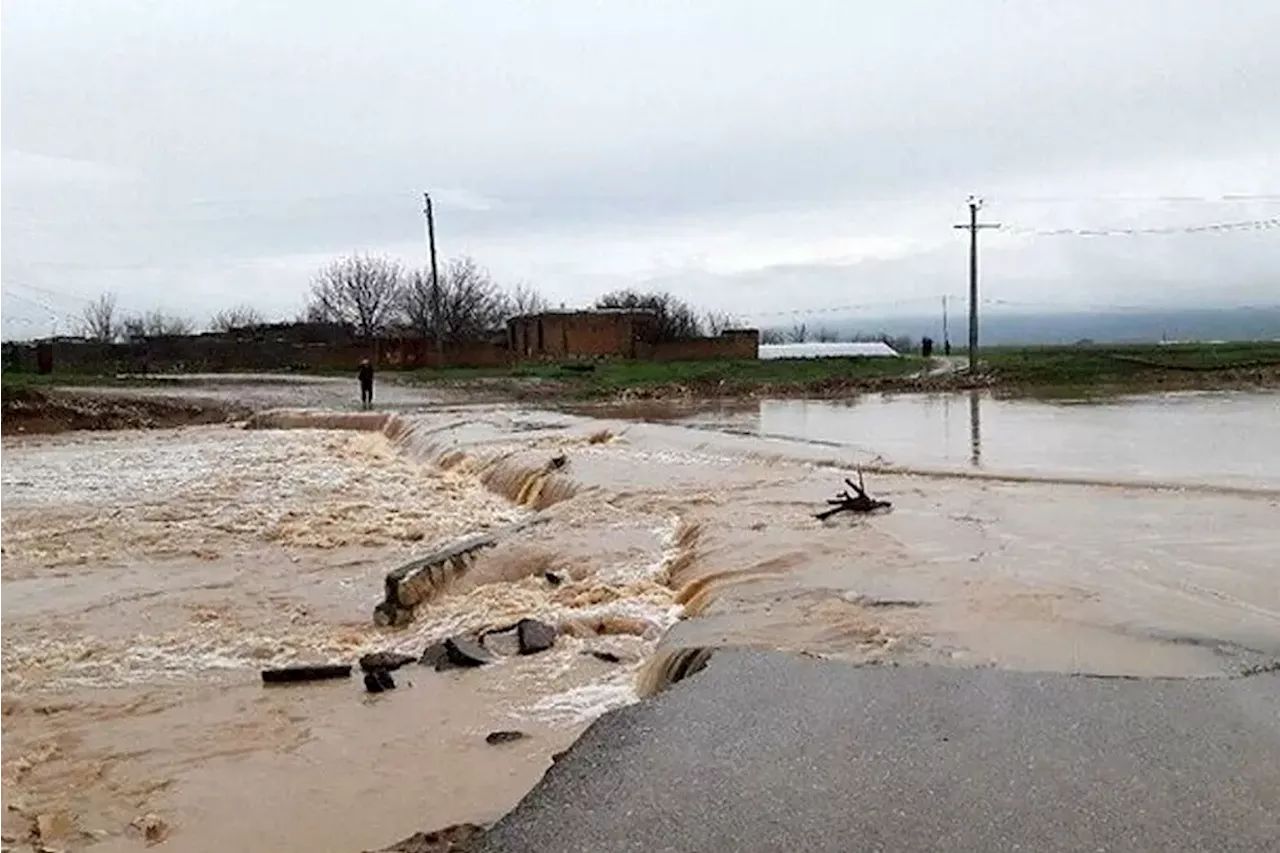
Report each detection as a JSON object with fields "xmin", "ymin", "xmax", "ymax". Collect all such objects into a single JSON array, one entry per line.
[
  {"xmin": 3, "ymin": 390, "xmax": 1278, "ymax": 851},
  {"xmin": 677, "ymin": 390, "xmax": 1280, "ymax": 490}
]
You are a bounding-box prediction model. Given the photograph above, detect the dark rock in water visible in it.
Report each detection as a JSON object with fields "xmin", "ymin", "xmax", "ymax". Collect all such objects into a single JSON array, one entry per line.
[
  {"xmin": 364, "ymin": 669, "xmax": 397, "ymax": 692},
  {"xmin": 588, "ymin": 650, "xmax": 622, "ymax": 664},
  {"xmin": 360, "ymin": 651, "xmax": 417, "ymax": 673},
  {"xmin": 517, "ymin": 619, "xmax": 557, "ymax": 655},
  {"xmin": 420, "ymin": 643, "xmax": 450, "ymax": 670},
  {"xmin": 261, "ymin": 663, "xmax": 352, "ymax": 685},
  {"xmin": 445, "ymin": 636, "xmax": 494, "ymax": 668},
  {"xmin": 547, "ymin": 454, "xmax": 568, "ymax": 470},
  {"xmin": 543, "ymin": 571, "xmax": 563, "ymax": 587},
  {"xmin": 368, "ymin": 822, "xmax": 484, "ymax": 853},
  {"xmin": 485, "ymin": 730, "xmax": 527, "ymax": 746},
  {"xmin": 478, "ymin": 623, "xmax": 522, "ymax": 657}
]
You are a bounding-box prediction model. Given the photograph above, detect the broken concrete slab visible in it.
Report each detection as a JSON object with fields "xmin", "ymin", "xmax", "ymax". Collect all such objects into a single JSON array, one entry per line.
[
  {"xmin": 372, "ymin": 518, "xmax": 550, "ymax": 626},
  {"xmin": 476, "ymin": 650, "xmax": 1280, "ymax": 853},
  {"xmin": 444, "ymin": 637, "xmax": 493, "ymax": 668},
  {"xmin": 260, "ymin": 664, "xmax": 352, "ymax": 685}
]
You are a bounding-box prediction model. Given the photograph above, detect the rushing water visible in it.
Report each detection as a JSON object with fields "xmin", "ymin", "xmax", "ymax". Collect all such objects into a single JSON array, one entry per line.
[
  {"xmin": 3, "ymin": 391, "xmax": 1278, "ymax": 852},
  {"xmin": 677, "ymin": 390, "xmax": 1280, "ymax": 490}
]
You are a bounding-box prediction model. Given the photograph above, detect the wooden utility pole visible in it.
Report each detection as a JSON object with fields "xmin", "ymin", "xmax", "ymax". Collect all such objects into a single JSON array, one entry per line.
[
  {"xmin": 423, "ymin": 193, "xmax": 442, "ymax": 358},
  {"xmin": 952, "ymin": 196, "xmax": 999, "ymax": 372}
]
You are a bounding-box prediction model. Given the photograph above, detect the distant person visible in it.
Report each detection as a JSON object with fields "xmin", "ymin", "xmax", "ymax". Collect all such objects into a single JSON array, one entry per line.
[
  {"xmin": 921, "ymin": 336, "xmax": 934, "ymax": 358},
  {"xmin": 358, "ymin": 359, "xmax": 374, "ymax": 409},
  {"xmin": 944, "ymin": 339, "xmax": 952, "ymax": 356}
]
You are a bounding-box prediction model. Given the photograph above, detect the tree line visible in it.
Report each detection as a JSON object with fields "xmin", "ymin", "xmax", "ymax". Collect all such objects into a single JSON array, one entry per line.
[{"xmin": 77, "ymin": 253, "xmax": 742, "ymax": 344}]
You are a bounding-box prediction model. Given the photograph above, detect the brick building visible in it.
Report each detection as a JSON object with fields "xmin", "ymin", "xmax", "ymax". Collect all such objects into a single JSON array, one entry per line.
[{"xmin": 506, "ymin": 309, "xmax": 659, "ymax": 360}]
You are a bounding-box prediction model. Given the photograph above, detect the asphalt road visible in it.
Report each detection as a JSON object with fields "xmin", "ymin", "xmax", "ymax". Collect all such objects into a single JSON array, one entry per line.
[{"xmin": 478, "ymin": 651, "xmax": 1280, "ymax": 852}]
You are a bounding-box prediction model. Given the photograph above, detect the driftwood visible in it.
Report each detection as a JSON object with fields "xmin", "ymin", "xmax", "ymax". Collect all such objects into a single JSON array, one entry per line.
[{"xmin": 815, "ymin": 470, "xmax": 891, "ymax": 520}]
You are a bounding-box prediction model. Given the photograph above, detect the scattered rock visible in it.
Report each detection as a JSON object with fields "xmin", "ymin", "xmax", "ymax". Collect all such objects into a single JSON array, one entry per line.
[
  {"xmin": 485, "ymin": 730, "xmax": 526, "ymax": 746},
  {"xmin": 419, "ymin": 643, "xmax": 450, "ymax": 670},
  {"xmin": 587, "ymin": 650, "xmax": 622, "ymax": 664},
  {"xmin": 543, "ymin": 571, "xmax": 563, "ymax": 586},
  {"xmin": 444, "ymin": 636, "xmax": 494, "ymax": 668},
  {"xmin": 365, "ymin": 670, "xmax": 396, "ymax": 692},
  {"xmin": 546, "ymin": 454, "xmax": 568, "ymax": 471},
  {"xmin": 516, "ymin": 619, "xmax": 557, "ymax": 656},
  {"xmin": 359, "ymin": 652, "xmax": 416, "ymax": 673},
  {"xmin": 368, "ymin": 823, "xmax": 484, "ymax": 853},
  {"xmin": 127, "ymin": 813, "xmax": 169, "ymax": 846}
]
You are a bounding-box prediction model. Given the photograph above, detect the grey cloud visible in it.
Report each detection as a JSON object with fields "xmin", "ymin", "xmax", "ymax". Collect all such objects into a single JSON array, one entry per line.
[{"xmin": 3, "ymin": 0, "xmax": 1280, "ymax": 335}]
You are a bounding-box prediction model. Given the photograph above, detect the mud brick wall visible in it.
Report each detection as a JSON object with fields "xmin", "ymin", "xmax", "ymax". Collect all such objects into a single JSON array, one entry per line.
[
  {"xmin": 642, "ymin": 329, "xmax": 760, "ymax": 362},
  {"xmin": 508, "ymin": 311, "xmax": 657, "ymax": 359}
]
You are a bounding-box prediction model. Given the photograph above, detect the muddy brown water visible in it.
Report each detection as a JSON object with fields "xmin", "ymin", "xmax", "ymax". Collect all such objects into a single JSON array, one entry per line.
[{"xmin": 2, "ymin": 389, "xmax": 1278, "ymax": 851}]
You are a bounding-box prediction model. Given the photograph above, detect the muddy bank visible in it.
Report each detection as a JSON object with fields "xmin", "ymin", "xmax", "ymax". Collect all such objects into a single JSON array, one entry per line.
[
  {"xmin": 473, "ymin": 650, "xmax": 1280, "ymax": 853},
  {"xmin": 1, "ymin": 387, "xmax": 251, "ymax": 435}
]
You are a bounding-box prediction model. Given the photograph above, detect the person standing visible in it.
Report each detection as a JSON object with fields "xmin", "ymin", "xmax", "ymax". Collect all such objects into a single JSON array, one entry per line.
[{"xmin": 358, "ymin": 358, "xmax": 374, "ymax": 409}]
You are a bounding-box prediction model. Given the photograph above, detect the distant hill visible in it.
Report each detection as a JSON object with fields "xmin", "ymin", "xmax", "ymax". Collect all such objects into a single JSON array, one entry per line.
[{"xmin": 777, "ymin": 307, "xmax": 1280, "ymax": 347}]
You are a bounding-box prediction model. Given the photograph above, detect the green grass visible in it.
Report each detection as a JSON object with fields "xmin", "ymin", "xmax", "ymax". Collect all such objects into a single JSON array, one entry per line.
[
  {"xmin": 399, "ymin": 356, "xmax": 925, "ymax": 396},
  {"xmin": 981, "ymin": 341, "xmax": 1280, "ymax": 394}
]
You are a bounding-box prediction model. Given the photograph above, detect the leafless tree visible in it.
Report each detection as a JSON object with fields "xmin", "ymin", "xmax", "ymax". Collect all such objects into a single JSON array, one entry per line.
[
  {"xmin": 760, "ymin": 328, "xmax": 785, "ymax": 345},
  {"xmin": 210, "ymin": 304, "xmax": 267, "ymax": 332},
  {"xmin": 785, "ymin": 321, "xmax": 808, "ymax": 343},
  {"xmin": 594, "ymin": 289, "xmax": 704, "ymax": 341},
  {"xmin": 400, "ymin": 256, "xmax": 510, "ymax": 342},
  {"xmin": 79, "ymin": 292, "xmax": 119, "ymax": 342},
  {"xmin": 814, "ymin": 326, "xmax": 837, "ymax": 342},
  {"xmin": 704, "ymin": 310, "xmax": 741, "ymax": 335},
  {"xmin": 505, "ymin": 282, "xmax": 549, "ymax": 318},
  {"xmin": 307, "ymin": 254, "xmax": 404, "ymax": 339},
  {"xmin": 120, "ymin": 310, "xmax": 196, "ymax": 340}
]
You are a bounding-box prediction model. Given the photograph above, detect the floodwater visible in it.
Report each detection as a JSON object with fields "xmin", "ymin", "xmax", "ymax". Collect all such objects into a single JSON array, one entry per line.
[
  {"xmin": 3, "ymin": 390, "xmax": 1279, "ymax": 852},
  {"xmin": 676, "ymin": 390, "xmax": 1280, "ymax": 490}
]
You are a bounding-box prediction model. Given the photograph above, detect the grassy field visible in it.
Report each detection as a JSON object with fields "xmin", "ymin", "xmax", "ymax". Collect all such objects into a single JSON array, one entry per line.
[
  {"xmin": 981, "ymin": 341, "xmax": 1280, "ymax": 395},
  {"xmin": 398, "ymin": 355, "xmax": 926, "ymax": 397}
]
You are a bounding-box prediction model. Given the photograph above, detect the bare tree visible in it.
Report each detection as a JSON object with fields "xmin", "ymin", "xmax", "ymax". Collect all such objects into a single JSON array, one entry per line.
[
  {"xmin": 307, "ymin": 254, "xmax": 404, "ymax": 339},
  {"xmin": 210, "ymin": 304, "xmax": 267, "ymax": 332},
  {"xmin": 704, "ymin": 310, "xmax": 741, "ymax": 335},
  {"xmin": 760, "ymin": 328, "xmax": 785, "ymax": 345},
  {"xmin": 80, "ymin": 292, "xmax": 119, "ymax": 342},
  {"xmin": 814, "ymin": 326, "xmax": 837, "ymax": 342},
  {"xmin": 594, "ymin": 289, "xmax": 704, "ymax": 341},
  {"xmin": 506, "ymin": 282, "xmax": 549, "ymax": 318},
  {"xmin": 785, "ymin": 322, "xmax": 808, "ymax": 343},
  {"xmin": 400, "ymin": 256, "xmax": 510, "ymax": 342},
  {"xmin": 120, "ymin": 310, "xmax": 196, "ymax": 340}
]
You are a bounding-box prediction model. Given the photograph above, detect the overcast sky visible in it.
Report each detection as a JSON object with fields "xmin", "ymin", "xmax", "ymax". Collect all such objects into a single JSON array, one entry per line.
[{"xmin": 3, "ymin": 0, "xmax": 1279, "ymax": 338}]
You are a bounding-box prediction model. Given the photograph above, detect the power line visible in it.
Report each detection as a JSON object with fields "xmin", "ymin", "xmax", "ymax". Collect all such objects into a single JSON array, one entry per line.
[{"xmin": 1001, "ymin": 216, "xmax": 1280, "ymax": 238}]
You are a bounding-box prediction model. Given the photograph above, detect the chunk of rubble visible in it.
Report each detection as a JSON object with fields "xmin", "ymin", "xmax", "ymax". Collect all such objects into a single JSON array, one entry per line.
[
  {"xmin": 485, "ymin": 730, "xmax": 527, "ymax": 746},
  {"xmin": 516, "ymin": 619, "xmax": 557, "ymax": 655},
  {"xmin": 359, "ymin": 652, "xmax": 417, "ymax": 673},
  {"xmin": 372, "ymin": 519, "xmax": 550, "ymax": 627}
]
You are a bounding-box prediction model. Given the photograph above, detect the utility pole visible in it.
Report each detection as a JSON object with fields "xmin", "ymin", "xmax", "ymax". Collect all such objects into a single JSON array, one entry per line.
[
  {"xmin": 423, "ymin": 193, "xmax": 442, "ymax": 359},
  {"xmin": 952, "ymin": 196, "xmax": 1000, "ymax": 372},
  {"xmin": 941, "ymin": 295, "xmax": 949, "ymax": 354}
]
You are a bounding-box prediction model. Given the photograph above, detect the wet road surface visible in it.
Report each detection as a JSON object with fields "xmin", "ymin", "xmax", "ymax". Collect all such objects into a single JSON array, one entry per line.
[{"xmin": 480, "ymin": 651, "xmax": 1280, "ymax": 853}]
